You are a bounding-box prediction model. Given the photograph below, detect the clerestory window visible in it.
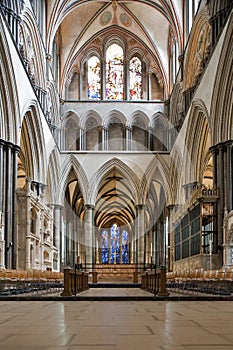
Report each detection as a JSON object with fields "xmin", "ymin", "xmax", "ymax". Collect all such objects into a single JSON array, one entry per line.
[{"xmin": 87, "ymin": 43, "xmax": 143, "ymax": 101}]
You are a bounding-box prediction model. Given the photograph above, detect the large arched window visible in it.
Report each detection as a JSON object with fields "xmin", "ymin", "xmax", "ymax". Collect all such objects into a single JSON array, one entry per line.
[
  {"xmin": 106, "ymin": 44, "xmax": 124, "ymax": 100},
  {"xmin": 110, "ymin": 223, "xmax": 120, "ymax": 263},
  {"xmin": 129, "ymin": 56, "xmax": 142, "ymax": 100},
  {"xmin": 101, "ymin": 224, "xmax": 129, "ymax": 264},
  {"xmin": 88, "ymin": 56, "xmax": 101, "ymax": 99},
  {"xmin": 102, "ymin": 230, "xmax": 109, "ymax": 264},
  {"xmin": 122, "ymin": 230, "xmax": 129, "ymax": 263}
]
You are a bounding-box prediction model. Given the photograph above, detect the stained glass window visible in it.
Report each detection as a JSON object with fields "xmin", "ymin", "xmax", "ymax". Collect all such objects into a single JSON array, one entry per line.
[
  {"xmin": 88, "ymin": 56, "xmax": 101, "ymax": 99},
  {"xmin": 102, "ymin": 230, "xmax": 109, "ymax": 264},
  {"xmin": 129, "ymin": 57, "xmax": 142, "ymax": 100},
  {"xmin": 110, "ymin": 223, "xmax": 120, "ymax": 263},
  {"xmin": 106, "ymin": 44, "xmax": 124, "ymax": 100},
  {"xmin": 122, "ymin": 230, "xmax": 129, "ymax": 263}
]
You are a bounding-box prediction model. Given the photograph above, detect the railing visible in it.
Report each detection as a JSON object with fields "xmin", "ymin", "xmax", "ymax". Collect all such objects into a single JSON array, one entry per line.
[
  {"xmin": 141, "ymin": 266, "xmax": 169, "ymax": 296},
  {"xmin": 61, "ymin": 267, "xmax": 89, "ymax": 296},
  {"xmin": 92, "ymin": 264, "xmax": 138, "ymax": 283}
]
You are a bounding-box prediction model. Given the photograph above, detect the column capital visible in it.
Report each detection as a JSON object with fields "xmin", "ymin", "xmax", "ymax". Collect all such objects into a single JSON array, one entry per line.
[
  {"xmin": 124, "ymin": 124, "xmax": 132, "ymax": 130},
  {"xmin": 135, "ymin": 204, "xmax": 145, "ymax": 210},
  {"xmin": 54, "ymin": 204, "xmax": 63, "ymax": 210},
  {"xmin": 84, "ymin": 204, "xmax": 94, "ymax": 211},
  {"xmin": 166, "ymin": 204, "xmax": 175, "ymax": 211}
]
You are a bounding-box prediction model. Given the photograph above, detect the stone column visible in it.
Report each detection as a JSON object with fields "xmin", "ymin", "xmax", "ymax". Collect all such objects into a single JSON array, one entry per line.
[
  {"xmin": 226, "ymin": 141, "xmax": 233, "ymax": 211},
  {"xmin": 136, "ymin": 205, "xmax": 145, "ymax": 270},
  {"xmin": 12, "ymin": 145, "xmax": 20, "ymax": 269},
  {"xmin": 79, "ymin": 71, "xmax": 83, "ymax": 100},
  {"xmin": 124, "ymin": 59, "xmax": 129, "ymax": 100},
  {"xmin": 4, "ymin": 143, "xmax": 13, "ymax": 269},
  {"xmin": 218, "ymin": 144, "xmax": 224, "ymax": 253},
  {"xmin": 0, "ymin": 141, "xmax": 3, "ymax": 213},
  {"xmin": 79, "ymin": 128, "xmax": 85, "ymax": 150},
  {"xmin": 124, "ymin": 126, "xmax": 132, "ymax": 151},
  {"xmin": 147, "ymin": 72, "xmax": 152, "ymax": 100},
  {"xmin": 84, "ymin": 205, "xmax": 94, "ymax": 271},
  {"xmin": 130, "ymin": 235, "xmax": 134, "ymax": 263},
  {"xmin": 54, "ymin": 205, "xmax": 63, "ymax": 271},
  {"xmin": 101, "ymin": 60, "xmax": 106, "ymax": 100},
  {"xmin": 210, "ymin": 145, "xmax": 217, "ymax": 186},
  {"xmin": 0, "ymin": 141, "xmax": 4, "ymax": 268},
  {"xmin": 101, "ymin": 127, "xmax": 108, "ymax": 151},
  {"xmin": 25, "ymin": 177, "xmax": 31, "ymax": 270},
  {"xmin": 166, "ymin": 205, "xmax": 174, "ymax": 272},
  {"xmin": 148, "ymin": 127, "xmax": 153, "ymax": 151}
]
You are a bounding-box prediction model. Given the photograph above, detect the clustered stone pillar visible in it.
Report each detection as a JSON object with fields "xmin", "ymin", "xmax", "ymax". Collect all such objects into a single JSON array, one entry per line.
[
  {"xmin": 136, "ymin": 204, "xmax": 145, "ymax": 270},
  {"xmin": 0, "ymin": 139, "xmax": 20, "ymax": 269},
  {"xmin": 210, "ymin": 141, "xmax": 233, "ymax": 261},
  {"xmin": 166, "ymin": 205, "xmax": 174, "ymax": 272},
  {"xmin": 84, "ymin": 205, "xmax": 94, "ymax": 270},
  {"xmin": 25, "ymin": 177, "xmax": 31, "ymax": 270},
  {"xmin": 54, "ymin": 205, "xmax": 63, "ymax": 271},
  {"xmin": 101, "ymin": 126, "xmax": 108, "ymax": 151},
  {"xmin": 124, "ymin": 126, "xmax": 132, "ymax": 150}
]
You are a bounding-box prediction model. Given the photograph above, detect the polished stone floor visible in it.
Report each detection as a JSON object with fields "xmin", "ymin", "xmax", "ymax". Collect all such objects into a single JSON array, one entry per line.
[{"xmin": 1, "ymin": 298, "xmax": 233, "ymax": 350}]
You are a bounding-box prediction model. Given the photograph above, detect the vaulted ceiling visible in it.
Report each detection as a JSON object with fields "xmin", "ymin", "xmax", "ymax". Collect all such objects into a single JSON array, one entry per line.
[{"xmin": 47, "ymin": 0, "xmax": 183, "ymax": 97}]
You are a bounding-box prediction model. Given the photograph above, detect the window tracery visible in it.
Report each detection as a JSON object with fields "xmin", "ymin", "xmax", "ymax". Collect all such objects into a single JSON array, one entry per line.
[
  {"xmin": 106, "ymin": 44, "xmax": 124, "ymax": 100},
  {"xmin": 101, "ymin": 224, "xmax": 129, "ymax": 264}
]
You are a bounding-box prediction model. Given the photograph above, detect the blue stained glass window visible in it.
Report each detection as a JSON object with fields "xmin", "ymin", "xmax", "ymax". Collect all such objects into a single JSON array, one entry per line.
[
  {"xmin": 88, "ymin": 56, "xmax": 101, "ymax": 100},
  {"xmin": 102, "ymin": 230, "xmax": 109, "ymax": 264},
  {"xmin": 122, "ymin": 230, "xmax": 129, "ymax": 263},
  {"xmin": 110, "ymin": 223, "xmax": 120, "ymax": 263}
]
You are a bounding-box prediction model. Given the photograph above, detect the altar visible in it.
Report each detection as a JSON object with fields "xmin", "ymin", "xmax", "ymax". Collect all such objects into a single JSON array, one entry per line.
[{"xmin": 94, "ymin": 264, "xmax": 137, "ymax": 282}]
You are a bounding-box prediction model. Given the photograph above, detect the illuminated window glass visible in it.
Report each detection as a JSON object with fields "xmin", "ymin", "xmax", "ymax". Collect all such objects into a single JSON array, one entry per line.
[
  {"xmin": 122, "ymin": 230, "xmax": 129, "ymax": 263},
  {"xmin": 88, "ymin": 56, "xmax": 101, "ymax": 100},
  {"xmin": 129, "ymin": 57, "xmax": 142, "ymax": 100},
  {"xmin": 106, "ymin": 44, "xmax": 124, "ymax": 100},
  {"xmin": 110, "ymin": 223, "xmax": 120, "ymax": 263},
  {"xmin": 102, "ymin": 230, "xmax": 109, "ymax": 264}
]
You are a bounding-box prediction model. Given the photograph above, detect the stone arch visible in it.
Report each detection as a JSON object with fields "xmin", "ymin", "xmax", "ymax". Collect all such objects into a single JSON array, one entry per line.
[
  {"xmin": 169, "ymin": 82, "xmax": 184, "ymax": 129},
  {"xmin": 183, "ymin": 99, "xmax": 211, "ymax": 186},
  {"xmin": 211, "ymin": 13, "xmax": 233, "ymax": 144},
  {"xmin": 20, "ymin": 8, "xmax": 46, "ymax": 91},
  {"xmin": 104, "ymin": 110, "xmax": 126, "ymax": 126},
  {"xmin": 89, "ymin": 158, "xmax": 141, "ymax": 207},
  {"xmin": 130, "ymin": 111, "xmax": 149, "ymax": 129},
  {"xmin": 85, "ymin": 116, "xmax": 101, "ymax": 151},
  {"xmin": 142, "ymin": 155, "xmax": 173, "ymax": 207},
  {"xmin": 81, "ymin": 110, "xmax": 102, "ymax": 129},
  {"xmin": 62, "ymin": 112, "xmax": 80, "ymax": 151},
  {"xmin": 151, "ymin": 112, "xmax": 169, "ymax": 151},
  {"xmin": 46, "ymin": 80, "xmax": 59, "ymax": 126},
  {"xmin": 131, "ymin": 112, "xmax": 149, "ymax": 151},
  {"xmin": 57, "ymin": 154, "xmax": 89, "ymax": 206},
  {"xmin": 106, "ymin": 111, "xmax": 126, "ymax": 151},
  {"xmin": 20, "ymin": 102, "xmax": 47, "ymax": 184},
  {"xmin": 47, "ymin": 148, "xmax": 61, "ymax": 204},
  {"xmin": 184, "ymin": 8, "xmax": 211, "ymax": 90},
  {"xmin": 0, "ymin": 17, "xmax": 20, "ymax": 144}
]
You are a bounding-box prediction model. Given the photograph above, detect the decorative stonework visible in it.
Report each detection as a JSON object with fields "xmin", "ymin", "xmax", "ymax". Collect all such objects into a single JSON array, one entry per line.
[
  {"xmin": 100, "ymin": 11, "xmax": 112, "ymax": 26},
  {"xmin": 120, "ymin": 13, "xmax": 132, "ymax": 27},
  {"xmin": 128, "ymin": 38, "xmax": 136, "ymax": 46},
  {"xmin": 226, "ymin": 223, "xmax": 233, "ymax": 244}
]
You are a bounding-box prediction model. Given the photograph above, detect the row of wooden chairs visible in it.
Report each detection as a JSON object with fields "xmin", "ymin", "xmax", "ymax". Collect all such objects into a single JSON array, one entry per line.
[
  {"xmin": 167, "ymin": 269, "xmax": 233, "ymax": 281},
  {"xmin": 0, "ymin": 269, "xmax": 63, "ymax": 280}
]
